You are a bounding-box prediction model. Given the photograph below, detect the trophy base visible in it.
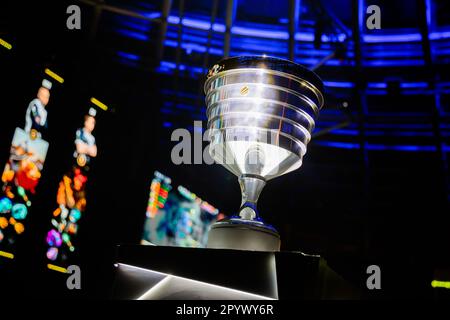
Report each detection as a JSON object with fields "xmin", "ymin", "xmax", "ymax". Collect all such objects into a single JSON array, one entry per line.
[{"xmin": 207, "ymin": 219, "xmax": 281, "ymax": 252}]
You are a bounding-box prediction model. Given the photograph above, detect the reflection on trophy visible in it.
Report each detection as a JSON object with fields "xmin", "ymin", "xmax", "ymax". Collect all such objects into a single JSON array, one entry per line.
[{"xmin": 204, "ymin": 56, "xmax": 324, "ymax": 251}]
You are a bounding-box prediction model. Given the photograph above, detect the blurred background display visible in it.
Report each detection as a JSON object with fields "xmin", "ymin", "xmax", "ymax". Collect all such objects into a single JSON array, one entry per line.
[{"xmin": 142, "ymin": 170, "xmax": 223, "ymax": 247}]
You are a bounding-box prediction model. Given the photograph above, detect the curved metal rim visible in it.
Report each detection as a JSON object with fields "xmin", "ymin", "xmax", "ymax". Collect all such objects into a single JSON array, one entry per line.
[
  {"xmin": 206, "ymin": 97, "xmax": 316, "ymax": 131},
  {"xmin": 207, "ymin": 111, "xmax": 312, "ymax": 143},
  {"xmin": 210, "ymin": 218, "xmax": 280, "ymax": 237},
  {"xmin": 208, "ymin": 126, "xmax": 307, "ymax": 156},
  {"xmin": 204, "ymin": 67, "xmax": 324, "ymax": 110},
  {"xmin": 207, "ymin": 55, "xmax": 324, "ymax": 94},
  {"xmin": 205, "ymin": 80, "xmax": 321, "ymax": 117},
  {"xmin": 205, "ymin": 68, "xmax": 322, "ymax": 104}
]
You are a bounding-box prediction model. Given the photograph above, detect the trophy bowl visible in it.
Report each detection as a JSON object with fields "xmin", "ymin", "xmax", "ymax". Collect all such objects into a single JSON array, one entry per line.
[{"xmin": 204, "ymin": 56, "xmax": 324, "ymax": 251}]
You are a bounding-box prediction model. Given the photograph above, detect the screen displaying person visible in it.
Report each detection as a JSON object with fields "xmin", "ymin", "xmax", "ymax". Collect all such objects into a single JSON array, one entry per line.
[
  {"xmin": 73, "ymin": 109, "xmax": 97, "ymax": 168},
  {"xmin": 24, "ymin": 79, "xmax": 52, "ymax": 139},
  {"xmin": 0, "ymin": 79, "xmax": 52, "ymax": 252},
  {"xmin": 46, "ymin": 108, "xmax": 98, "ymax": 264}
]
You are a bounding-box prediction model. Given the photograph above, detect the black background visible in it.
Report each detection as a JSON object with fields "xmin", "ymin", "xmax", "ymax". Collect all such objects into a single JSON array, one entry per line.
[{"xmin": 0, "ymin": 0, "xmax": 449, "ymax": 299}]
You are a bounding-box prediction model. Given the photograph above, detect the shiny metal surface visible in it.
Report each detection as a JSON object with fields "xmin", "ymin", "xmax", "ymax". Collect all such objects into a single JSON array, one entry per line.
[
  {"xmin": 205, "ymin": 56, "xmax": 324, "ymax": 250},
  {"xmin": 204, "ymin": 56, "xmax": 324, "ymax": 181}
]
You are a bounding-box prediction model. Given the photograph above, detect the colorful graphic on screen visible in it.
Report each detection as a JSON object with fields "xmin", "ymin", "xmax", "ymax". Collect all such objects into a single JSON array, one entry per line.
[
  {"xmin": 141, "ymin": 171, "xmax": 224, "ymax": 248},
  {"xmin": 45, "ymin": 108, "xmax": 98, "ymax": 267},
  {"xmin": 0, "ymin": 80, "xmax": 52, "ymax": 257}
]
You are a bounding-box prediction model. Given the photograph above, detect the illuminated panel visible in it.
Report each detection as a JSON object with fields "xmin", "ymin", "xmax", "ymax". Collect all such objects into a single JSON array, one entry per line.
[
  {"xmin": 142, "ymin": 171, "xmax": 222, "ymax": 248},
  {"xmin": 45, "ymin": 106, "xmax": 99, "ymax": 269},
  {"xmin": 0, "ymin": 77, "xmax": 55, "ymax": 258},
  {"xmin": 44, "ymin": 68, "xmax": 64, "ymax": 84},
  {"xmin": 90, "ymin": 97, "xmax": 108, "ymax": 111},
  {"xmin": 47, "ymin": 264, "xmax": 68, "ymax": 274},
  {"xmin": 0, "ymin": 38, "xmax": 12, "ymax": 50},
  {"xmin": 0, "ymin": 251, "xmax": 14, "ymax": 259},
  {"xmin": 431, "ymin": 280, "xmax": 450, "ymax": 289},
  {"xmin": 117, "ymin": 263, "xmax": 274, "ymax": 300},
  {"xmin": 177, "ymin": 185, "xmax": 219, "ymax": 216},
  {"xmin": 147, "ymin": 171, "xmax": 172, "ymax": 218}
]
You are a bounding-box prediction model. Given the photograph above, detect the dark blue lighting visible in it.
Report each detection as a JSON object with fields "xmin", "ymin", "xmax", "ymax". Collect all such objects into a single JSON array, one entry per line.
[
  {"xmin": 313, "ymin": 127, "xmax": 437, "ymax": 138},
  {"xmin": 368, "ymin": 83, "xmax": 387, "ymax": 89},
  {"xmin": 368, "ymin": 144, "xmax": 437, "ymax": 152},
  {"xmin": 367, "ymin": 123, "xmax": 433, "ymax": 129},
  {"xmin": 364, "ymin": 59, "xmax": 424, "ymax": 67},
  {"xmin": 158, "ymin": 61, "xmax": 205, "ymax": 75},
  {"xmin": 115, "ymin": 28, "xmax": 149, "ymax": 41},
  {"xmin": 161, "ymin": 89, "xmax": 198, "ymax": 100},
  {"xmin": 113, "ymin": 11, "xmax": 450, "ymax": 67},
  {"xmin": 128, "ymin": 10, "xmax": 450, "ymax": 44},
  {"xmin": 163, "ymin": 39, "xmax": 223, "ymax": 55},
  {"xmin": 400, "ymin": 82, "xmax": 428, "ymax": 89},
  {"xmin": 160, "ymin": 108, "xmax": 179, "ymax": 115},
  {"xmin": 363, "ymin": 33, "xmax": 422, "ymax": 43},
  {"xmin": 139, "ymin": 12, "xmax": 161, "ymax": 20},
  {"xmin": 314, "ymin": 141, "xmax": 441, "ymax": 152},
  {"xmin": 324, "ymin": 81, "xmax": 354, "ymax": 88},
  {"xmin": 116, "ymin": 51, "xmax": 140, "ymax": 61},
  {"xmin": 361, "ymin": 30, "xmax": 450, "ymax": 43},
  {"xmin": 231, "ymin": 26, "xmax": 289, "ymax": 40},
  {"xmin": 314, "ymin": 141, "xmax": 360, "ymax": 150},
  {"xmin": 110, "ymin": 10, "xmax": 450, "ymax": 159},
  {"xmin": 365, "ymin": 131, "xmax": 434, "ymax": 137},
  {"xmin": 167, "ymin": 15, "xmax": 226, "ymax": 32},
  {"xmin": 117, "ymin": 20, "xmax": 152, "ymax": 32}
]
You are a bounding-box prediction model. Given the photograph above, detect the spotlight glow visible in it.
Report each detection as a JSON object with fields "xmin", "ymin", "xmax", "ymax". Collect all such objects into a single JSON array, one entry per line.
[
  {"xmin": 0, "ymin": 250, "xmax": 14, "ymax": 259},
  {"xmin": 431, "ymin": 280, "xmax": 450, "ymax": 289},
  {"xmin": 44, "ymin": 68, "xmax": 64, "ymax": 84},
  {"xmin": 47, "ymin": 264, "xmax": 68, "ymax": 273},
  {"xmin": 0, "ymin": 38, "xmax": 12, "ymax": 50},
  {"xmin": 90, "ymin": 97, "xmax": 108, "ymax": 111}
]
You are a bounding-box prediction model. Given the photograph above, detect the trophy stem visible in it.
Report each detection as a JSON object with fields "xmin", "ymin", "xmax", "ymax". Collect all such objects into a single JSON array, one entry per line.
[
  {"xmin": 207, "ymin": 174, "xmax": 280, "ymax": 251},
  {"xmin": 238, "ymin": 175, "xmax": 266, "ymax": 221}
]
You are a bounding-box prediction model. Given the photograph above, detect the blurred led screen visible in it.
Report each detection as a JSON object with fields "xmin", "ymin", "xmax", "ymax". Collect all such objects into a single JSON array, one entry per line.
[
  {"xmin": 0, "ymin": 79, "xmax": 52, "ymax": 255},
  {"xmin": 0, "ymin": 128, "xmax": 49, "ymax": 247},
  {"xmin": 45, "ymin": 110, "xmax": 98, "ymax": 267},
  {"xmin": 142, "ymin": 171, "xmax": 223, "ymax": 248}
]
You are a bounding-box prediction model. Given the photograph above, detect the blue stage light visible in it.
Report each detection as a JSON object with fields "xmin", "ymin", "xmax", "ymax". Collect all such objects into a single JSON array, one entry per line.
[
  {"xmin": 116, "ymin": 51, "xmax": 140, "ymax": 61},
  {"xmin": 115, "ymin": 28, "xmax": 150, "ymax": 41}
]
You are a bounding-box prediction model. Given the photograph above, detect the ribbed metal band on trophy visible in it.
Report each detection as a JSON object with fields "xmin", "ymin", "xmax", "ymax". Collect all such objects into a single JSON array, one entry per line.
[{"xmin": 204, "ymin": 56, "xmax": 324, "ymax": 251}]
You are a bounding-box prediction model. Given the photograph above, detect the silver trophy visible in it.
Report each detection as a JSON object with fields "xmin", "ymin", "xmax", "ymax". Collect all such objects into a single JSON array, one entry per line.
[{"xmin": 204, "ymin": 56, "xmax": 324, "ymax": 251}]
